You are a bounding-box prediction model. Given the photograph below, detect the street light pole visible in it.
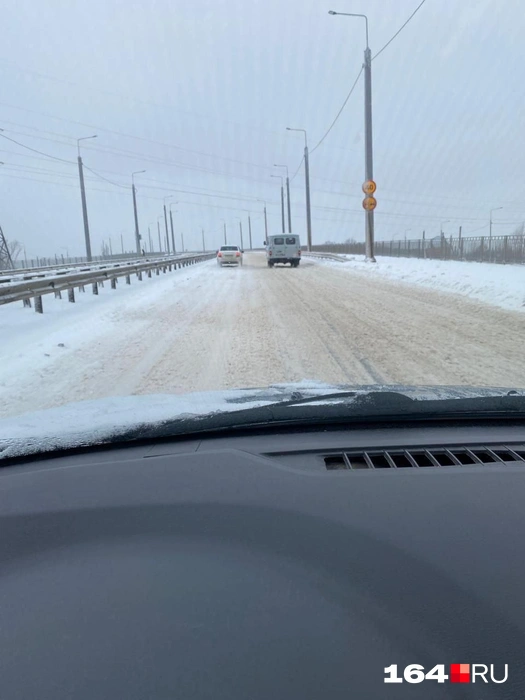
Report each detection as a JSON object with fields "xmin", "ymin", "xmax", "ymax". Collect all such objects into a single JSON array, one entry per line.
[
  {"xmin": 163, "ymin": 196, "xmax": 172, "ymax": 254},
  {"xmin": 257, "ymin": 200, "xmax": 268, "ymax": 241},
  {"xmin": 132, "ymin": 170, "xmax": 146, "ymax": 254},
  {"xmin": 274, "ymin": 164, "xmax": 292, "ymax": 233},
  {"xmin": 202, "ymin": 228, "xmax": 206, "ymax": 252},
  {"xmin": 329, "ymin": 11, "xmax": 375, "ymax": 262},
  {"xmin": 248, "ymin": 215, "xmax": 252, "ymax": 249},
  {"xmin": 271, "ymin": 174, "xmax": 285, "ymax": 233},
  {"xmin": 221, "ymin": 220, "xmax": 227, "ymax": 244},
  {"xmin": 157, "ymin": 217, "xmax": 163, "ymax": 252},
  {"xmin": 169, "ymin": 205, "xmax": 177, "ymax": 253},
  {"xmin": 148, "ymin": 226, "xmax": 153, "ymax": 253},
  {"xmin": 239, "ymin": 220, "xmax": 244, "ymax": 249},
  {"xmin": 77, "ymin": 135, "xmax": 97, "ymax": 262},
  {"xmin": 489, "ymin": 207, "xmax": 503, "ymax": 238},
  {"xmin": 286, "ymin": 128, "xmax": 312, "ymax": 251}
]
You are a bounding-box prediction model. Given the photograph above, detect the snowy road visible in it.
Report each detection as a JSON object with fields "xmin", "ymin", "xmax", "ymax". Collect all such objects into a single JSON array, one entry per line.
[{"xmin": 1, "ymin": 252, "xmax": 524, "ymax": 418}]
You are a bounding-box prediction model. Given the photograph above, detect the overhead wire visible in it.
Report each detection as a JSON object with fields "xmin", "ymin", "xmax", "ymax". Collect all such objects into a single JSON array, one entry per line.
[{"xmin": 373, "ymin": 0, "xmax": 429, "ymax": 61}]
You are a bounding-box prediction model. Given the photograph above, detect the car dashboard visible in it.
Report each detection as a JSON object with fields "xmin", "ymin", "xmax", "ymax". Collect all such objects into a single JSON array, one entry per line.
[{"xmin": 1, "ymin": 418, "xmax": 525, "ymax": 699}]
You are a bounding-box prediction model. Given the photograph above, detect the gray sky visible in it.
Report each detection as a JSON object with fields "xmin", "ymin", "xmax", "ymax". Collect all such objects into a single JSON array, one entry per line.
[{"xmin": 1, "ymin": 0, "xmax": 524, "ymax": 258}]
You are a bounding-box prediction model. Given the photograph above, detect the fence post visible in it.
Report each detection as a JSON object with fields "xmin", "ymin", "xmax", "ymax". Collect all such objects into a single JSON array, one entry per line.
[
  {"xmin": 111, "ymin": 278, "xmax": 117, "ymax": 289},
  {"xmin": 504, "ymin": 236, "xmax": 508, "ymax": 264},
  {"xmin": 126, "ymin": 274, "xmax": 131, "ymax": 284},
  {"xmin": 35, "ymin": 295, "xmax": 43, "ymax": 313},
  {"xmin": 92, "ymin": 282, "xmax": 98, "ymax": 295},
  {"xmin": 480, "ymin": 237, "xmax": 484, "ymax": 262},
  {"xmin": 398, "ymin": 240, "xmax": 401, "ymax": 256},
  {"xmin": 23, "ymin": 298, "xmax": 31, "ymax": 308},
  {"xmin": 68, "ymin": 287, "xmax": 75, "ymax": 303},
  {"xmin": 422, "ymin": 231, "xmax": 426, "ymax": 259}
]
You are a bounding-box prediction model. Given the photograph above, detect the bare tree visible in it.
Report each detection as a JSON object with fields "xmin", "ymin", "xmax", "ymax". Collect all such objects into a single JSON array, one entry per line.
[{"xmin": 8, "ymin": 239, "xmax": 23, "ymax": 262}]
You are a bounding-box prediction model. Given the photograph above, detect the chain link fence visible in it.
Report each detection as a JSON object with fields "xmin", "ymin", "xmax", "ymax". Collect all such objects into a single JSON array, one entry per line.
[{"xmin": 314, "ymin": 233, "xmax": 525, "ymax": 265}]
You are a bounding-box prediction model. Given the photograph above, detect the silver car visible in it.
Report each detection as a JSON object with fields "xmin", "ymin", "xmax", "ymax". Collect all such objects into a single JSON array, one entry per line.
[{"xmin": 217, "ymin": 245, "xmax": 243, "ymax": 266}]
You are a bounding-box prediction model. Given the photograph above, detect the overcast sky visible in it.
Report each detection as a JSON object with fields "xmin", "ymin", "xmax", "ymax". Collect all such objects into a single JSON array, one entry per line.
[{"xmin": 1, "ymin": 0, "xmax": 524, "ymax": 258}]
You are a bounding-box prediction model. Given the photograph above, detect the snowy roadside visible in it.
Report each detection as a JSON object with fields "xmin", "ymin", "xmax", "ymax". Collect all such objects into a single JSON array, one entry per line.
[
  {"xmin": 310, "ymin": 255, "xmax": 525, "ymax": 312},
  {"xmin": 0, "ymin": 261, "xmax": 215, "ymax": 415}
]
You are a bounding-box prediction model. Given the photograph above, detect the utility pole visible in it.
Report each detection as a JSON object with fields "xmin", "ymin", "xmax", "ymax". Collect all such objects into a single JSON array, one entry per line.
[
  {"xmin": 328, "ymin": 11, "xmax": 375, "ymax": 261},
  {"xmin": 280, "ymin": 185, "xmax": 285, "ymax": 232},
  {"xmin": 271, "ymin": 174, "xmax": 285, "ymax": 233},
  {"xmin": 286, "ymin": 175, "xmax": 292, "ymax": 233},
  {"xmin": 132, "ymin": 170, "xmax": 145, "ymax": 254},
  {"xmin": 120, "ymin": 234, "xmax": 124, "ymax": 254},
  {"xmin": 77, "ymin": 135, "xmax": 97, "ymax": 262},
  {"xmin": 274, "ymin": 165, "xmax": 292, "ymax": 233},
  {"xmin": 363, "ymin": 41, "xmax": 375, "ymax": 261},
  {"xmin": 157, "ymin": 220, "xmax": 162, "ymax": 252},
  {"xmin": 248, "ymin": 215, "xmax": 252, "ymax": 249},
  {"xmin": 223, "ymin": 221, "xmax": 227, "ymax": 244},
  {"xmin": 163, "ymin": 204, "xmax": 170, "ymax": 254},
  {"xmin": 202, "ymin": 228, "xmax": 205, "ymax": 252},
  {"xmin": 169, "ymin": 207, "xmax": 176, "ymax": 253},
  {"xmin": 109, "ymin": 237, "xmax": 113, "ymax": 256},
  {"xmin": 181, "ymin": 232, "xmax": 185, "ymax": 252},
  {"xmin": 489, "ymin": 207, "xmax": 503, "ymax": 238},
  {"xmin": 239, "ymin": 220, "xmax": 244, "ymax": 249},
  {"xmin": 286, "ymin": 129, "xmax": 312, "ymax": 251},
  {"xmin": 304, "ymin": 143, "xmax": 312, "ymax": 251},
  {"xmin": 148, "ymin": 226, "xmax": 153, "ymax": 253}
]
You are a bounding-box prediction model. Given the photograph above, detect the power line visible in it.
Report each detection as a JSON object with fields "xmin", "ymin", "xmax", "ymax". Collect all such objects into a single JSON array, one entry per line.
[
  {"xmin": 83, "ymin": 164, "xmax": 130, "ymax": 189},
  {"xmin": 290, "ymin": 155, "xmax": 305, "ymax": 183},
  {"xmin": 310, "ymin": 67, "xmax": 363, "ymax": 155},
  {"xmin": 373, "ymin": 0, "xmax": 429, "ymax": 61},
  {"xmin": 0, "ymin": 133, "xmax": 74, "ymax": 164}
]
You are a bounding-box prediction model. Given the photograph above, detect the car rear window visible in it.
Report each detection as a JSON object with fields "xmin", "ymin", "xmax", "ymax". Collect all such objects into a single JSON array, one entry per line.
[
  {"xmin": 273, "ymin": 237, "xmax": 285, "ymax": 245},
  {"xmin": 285, "ymin": 237, "xmax": 296, "ymax": 244},
  {"xmin": 220, "ymin": 246, "xmax": 238, "ymax": 251}
]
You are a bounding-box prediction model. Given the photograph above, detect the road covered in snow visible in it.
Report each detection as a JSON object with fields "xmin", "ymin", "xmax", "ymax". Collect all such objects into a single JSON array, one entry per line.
[{"xmin": 1, "ymin": 252, "xmax": 524, "ymax": 419}]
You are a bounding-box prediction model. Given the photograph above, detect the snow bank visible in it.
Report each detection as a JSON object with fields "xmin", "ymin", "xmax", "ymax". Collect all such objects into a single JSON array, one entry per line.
[{"xmin": 314, "ymin": 255, "xmax": 525, "ymax": 312}]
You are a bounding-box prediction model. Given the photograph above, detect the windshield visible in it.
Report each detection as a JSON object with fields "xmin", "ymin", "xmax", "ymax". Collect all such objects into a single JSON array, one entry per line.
[{"xmin": 1, "ymin": 0, "xmax": 524, "ymax": 439}]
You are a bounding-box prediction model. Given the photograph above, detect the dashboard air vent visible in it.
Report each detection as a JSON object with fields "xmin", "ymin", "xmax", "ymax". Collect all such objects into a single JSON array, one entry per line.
[{"xmin": 324, "ymin": 446, "xmax": 525, "ymax": 470}]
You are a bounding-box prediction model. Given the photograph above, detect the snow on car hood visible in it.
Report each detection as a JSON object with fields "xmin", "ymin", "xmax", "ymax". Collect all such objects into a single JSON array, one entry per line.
[{"xmin": 0, "ymin": 381, "xmax": 522, "ymax": 460}]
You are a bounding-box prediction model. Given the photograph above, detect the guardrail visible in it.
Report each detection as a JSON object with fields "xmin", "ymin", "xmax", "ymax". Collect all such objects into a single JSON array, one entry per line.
[
  {"xmin": 0, "ymin": 253, "xmax": 215, "ymax": 313},
  {"xmin": 303, "ymin": 251, "xmax": 349, "ymax": 262},
  {"xmin": 0, "ymin": 253, "xmax": 190, "ymax": 283}
]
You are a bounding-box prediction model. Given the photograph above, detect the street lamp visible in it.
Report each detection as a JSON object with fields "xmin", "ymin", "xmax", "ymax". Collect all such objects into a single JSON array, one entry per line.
[
  {"xmin": 77, "ymin": 135, "xmax": 97, "ymax": 261},
  {"xmin": 271, "ymin": 174, "xmax": 285, "ymax": 233},
  {"xmin": 329, "ymin": 10, "xmax": 375, "ymax": 262},
  {"xmin": 221, "ymin": 219, "xmax": 227, "ymax": 245},
  {"xmin": 131, "ymin": 170, "xmax": 146, "ymax": 254},
  {"xmin": 286, "ymin": 127, "xmax": 312, "ymax": 251},
  {"xmin": 274, "ymin": 164, "xmax": 292, "ymax": 233},
  {"xmin": 489, "ymin": 207, "xmax": 503, "ymax": 238}
]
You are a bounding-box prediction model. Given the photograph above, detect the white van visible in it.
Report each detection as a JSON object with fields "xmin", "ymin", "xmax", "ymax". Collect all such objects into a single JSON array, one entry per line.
[{"xmin": 264, "ymin": 235, "xmax": 301, "ymax": 268}]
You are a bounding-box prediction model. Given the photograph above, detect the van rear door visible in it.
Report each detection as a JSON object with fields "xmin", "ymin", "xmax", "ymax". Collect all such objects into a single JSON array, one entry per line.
[{"xmin": 270, "ymin": 236, "xmax": 286, "ymax": 258}]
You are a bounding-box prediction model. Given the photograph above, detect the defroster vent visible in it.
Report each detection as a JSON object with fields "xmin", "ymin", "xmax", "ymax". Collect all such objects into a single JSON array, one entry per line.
[{"xmin": 324, "ymin": 445, "xmax": 525, "ymax": 470}]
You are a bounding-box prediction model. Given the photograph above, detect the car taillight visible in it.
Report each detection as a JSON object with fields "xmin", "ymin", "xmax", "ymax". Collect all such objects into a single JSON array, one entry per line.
[
  {"xmin": 235, "ymin": 251, "xmax": 240, "ymax": 257},
  {"xmin": 218, "ymin": 252, "xmax": 222, "ymax": 257},
  {"xmin": 269, "ymin": 249, "xmax": 272, "ymax": 256},
  {"xmin": 298, "ymin": 250, "xmax": 301, "ymax": 256}
]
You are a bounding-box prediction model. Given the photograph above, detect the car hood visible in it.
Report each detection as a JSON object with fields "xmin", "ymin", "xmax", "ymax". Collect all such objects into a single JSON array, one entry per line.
[{"xmin": 0, "ymin": 381, "xmax": 524, "ymax": 460}]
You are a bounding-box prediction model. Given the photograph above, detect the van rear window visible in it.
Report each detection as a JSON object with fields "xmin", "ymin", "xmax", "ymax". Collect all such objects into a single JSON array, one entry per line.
[
  {"xmin": 285, "ymin": 237, "xmax": 296, "ymax": 244},
  {"xmin": 273, "ymin": 237, "xmax": 284, "ymax": 245}
]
